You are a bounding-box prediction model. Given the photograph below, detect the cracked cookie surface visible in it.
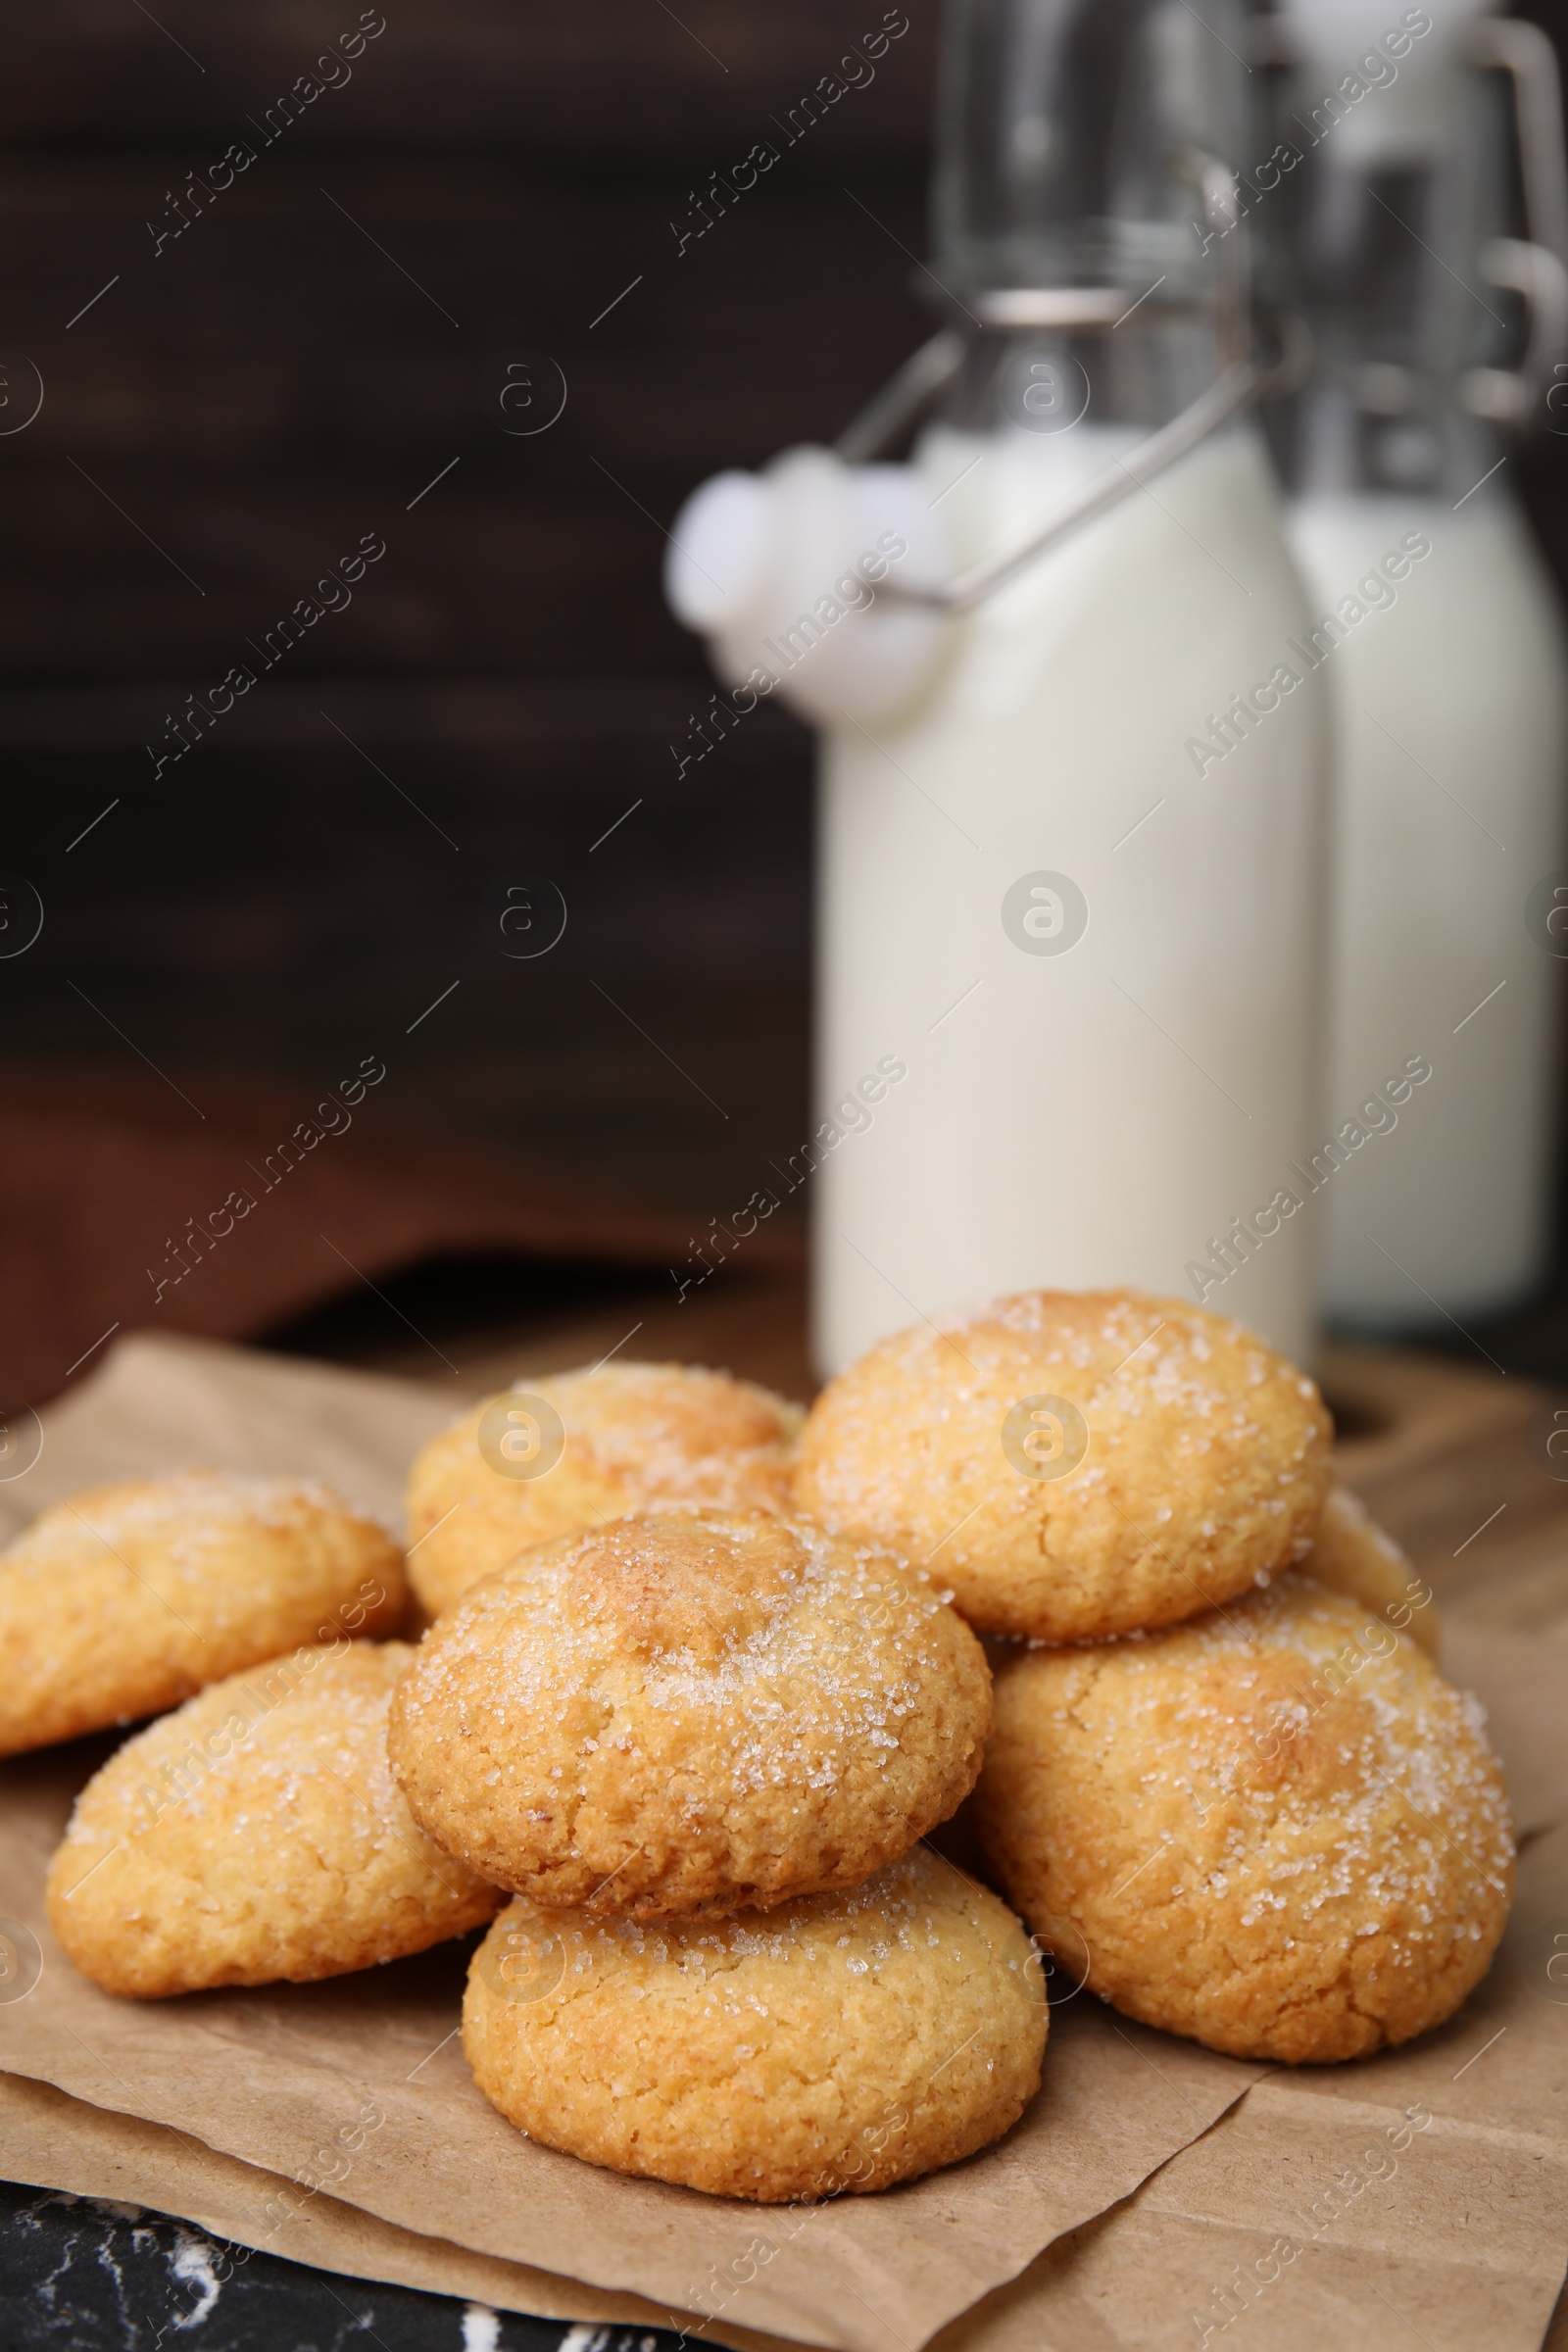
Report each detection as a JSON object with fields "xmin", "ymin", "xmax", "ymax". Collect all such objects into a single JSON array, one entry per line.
[
  {"xmin": 0, "ymin": 1471, "xmax": 406, "ymax": 1757},
  {"xmin": 462, "ymin": 1843, "xmax": 1047, "ymax": 2199},
  {"xmin": 406, "ymin": 1361, "xmax": 802, "ymax": 1619},
  {"xmin": 975, "ymin": 1574, "xmax": 1514, "ymax": 2062},
  {"xmin": 47, "ymin": 1640, "xmax": 502, "ymax": 1996},
  {"xmin": 388, "ymin": 1511, "xmax": 992, "ymax": 1917},
  {"xmin": 795, "ymin": 1289, "xmax": 1333, "ymax": 1642}
]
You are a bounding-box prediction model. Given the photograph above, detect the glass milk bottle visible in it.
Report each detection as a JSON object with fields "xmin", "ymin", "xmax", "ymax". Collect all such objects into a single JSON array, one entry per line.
[
  {"xmin": 666, "ymin": 0, "xmax": 1331, "ymax": 1375},
  {"xmin": 1269, "ymin": 0, "xmax": 1568, "ymax": 1329}
]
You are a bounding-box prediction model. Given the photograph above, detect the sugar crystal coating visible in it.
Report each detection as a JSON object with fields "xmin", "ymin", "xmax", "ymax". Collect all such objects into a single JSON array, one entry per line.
[
  {"xmin": 975, "ymin": 1573, "xmax": 1514, "ymax": 2062},
  {"xmin": 795, "ymin": 1289, "xmax": 1333, "ymax": 1641},
  {"xmin": 463, "ymin": 1842, "xmax": 1046, "ymax": 2200},
  {"xmin": 0, "ymin": 1471, "xmax": 406, "ymax": 1757},
  {"xmin": 406, "ymin": 1360, "xmax": 802, "ymax": 1618},
  {"xmin": 389, "ymin": 1510, "xmax": 992, "ymax": 1916},
  {"xmin": 47, "ymin": 1640, "xmax": 501, "ymax": 1996}
]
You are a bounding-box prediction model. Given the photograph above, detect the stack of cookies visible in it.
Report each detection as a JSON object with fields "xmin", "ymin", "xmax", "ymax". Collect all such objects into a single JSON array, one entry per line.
[
  {"xmin": 395, "ymin": 1366, "xmax": 1047, "ymax": 2200},
  {"xmin": 798, "ymin": 1294, "xmax": 1513, "ymax": 2067},
  {"xmin": 24, "ymin": 1368, "xmax": 1043, "ymax": 2204},
  {"xmin": 14, "ymin": 1295, "xmax": 1515, "ymax": 2209}
]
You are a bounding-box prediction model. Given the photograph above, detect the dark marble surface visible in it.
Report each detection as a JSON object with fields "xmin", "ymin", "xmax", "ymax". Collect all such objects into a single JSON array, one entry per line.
[{"xmin": 0, "ymin": 2180, "xmax": 678, "ymax": 2352}]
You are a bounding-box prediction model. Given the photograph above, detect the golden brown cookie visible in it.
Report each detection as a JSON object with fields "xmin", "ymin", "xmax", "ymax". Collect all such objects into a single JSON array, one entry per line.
[
  {"xmin": 388, "ymin": 1510, "xmax": 991, "ymax": 1917},
  {"xmin": 1300, "ymin": 1486, "xmax": 1440, "ymax": 1657},
  {"xmin": 975, "ymin": 1574, "xmax": 1513, "ymax": 2063},
  {"xmin": 794, "ymin": 1290, "xmax": 1333, "ymax": 1642},
  {"xmin": 405, "ymin": 1361, "xmax": 802, "ymax": 1618},
  {"xmin": 463, "ymin": 1844, "xmax": 1047, "ymax": 2200},
  {"xmin": 47, "ymin": 1642, "xmax": 501, "ymax": 1997},
  {"xmin": 0, "ymin": 1473, "xmax": 406, "ymax": 1758}
]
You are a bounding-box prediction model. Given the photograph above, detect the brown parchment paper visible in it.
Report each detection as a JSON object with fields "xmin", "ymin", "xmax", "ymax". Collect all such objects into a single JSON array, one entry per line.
[
  {"xmin": 7, "ymin": 1773, "xmax": 1567, "ymax": 2352},
  {"xmin": 0, "ymin": 1331, "xmax": 455, "ymax": 1544},
  {"xmin": 4, "ymin": 1335, "xmax": 1567, "ymax": 2352},
  {"xmin": 0, "ymin": 2070, "xmax": 700, "ymax": 2343},
  {"xmin": 0, "ymin": 1334, "xmax": 1267, "ymax": 2352},
  {"xmin": 921, "ymin": 1816, "xmax": 1568, "ymax": 2352}
]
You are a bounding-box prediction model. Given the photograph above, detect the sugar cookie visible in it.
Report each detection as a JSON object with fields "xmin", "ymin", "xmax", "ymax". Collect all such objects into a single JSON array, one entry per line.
[
  {"xmin": 388, "ymin": 1511, "xmax": 991, "ymax": 1917},
  {"xmin": 463, "ymin": 1845, "xmax": 1047, "ymax": 2200},
  {"xmin": 406, "ymin": 1361, "xmax": 801, "ymax": 1618},
  {"xmin": 47, "ymin": 1642, "xmax": 501, "ymax": 1997},
  {"xmin": 795, "ymin": 1290, "xmax": 1332, "ymax": 1641},
  {"xmin": 1301, "ymin": 1486, "xmax": 1440, "ymax": 1657},
  {"xmin": 975, "ymin": 1574, "xmax": 1513, "ymax": 2062},
  {"xmin": 0, "ymin": 1473, "xmax": 405, "ymax": 1758}
]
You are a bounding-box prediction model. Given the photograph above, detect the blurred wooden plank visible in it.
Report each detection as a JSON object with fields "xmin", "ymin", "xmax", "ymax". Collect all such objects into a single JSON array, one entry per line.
[
  {"xmin": 0, "ymin": 1, "xmax": 937, "ymax": 154},
  {"xmin": 427, "ymin": 1271, "xmax": 815, "ymax": 1406},
  {"xmin": 0, "ymin": 153, "xmax": 928, "ymax": 680},
  {"xmin": 0, "ymin": 674, "xmax": 781, "ymax": 746},
  {"xmin": 0, "ymin": 704, "xmax": 814, "ymax": 1215},
  {"xmin": 1324, "ymin": 1342, "xmax": 1524, "ymax": 1482}
]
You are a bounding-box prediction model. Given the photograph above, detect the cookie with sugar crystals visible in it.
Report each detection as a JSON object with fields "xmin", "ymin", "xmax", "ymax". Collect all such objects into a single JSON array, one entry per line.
[
  {"xmin": 794, "ymin": 1289, "xmax": 1333, "ymax": 1641},
  {"xmin": 975, "ymin": 1574, "xmax": 1513, "ymax": 2063},
  {"xmin": 388, "ymin": 1510, "xmax": 991, "ymax": 1917},
  {"xmin": 463, "ymin": 1844, "xmax": 1047, "ymax": 2200},
  {"xmin": 1300, "ymin": 1485, "xmax": 1439, "ymax": 1657},
  {"xmin": 47, "ymin": 1641, "xmax": 501, "ymax": 1997},
  {"xmin": 0, "ymin": 1472, "xmax": 405, "ymax": 1758},
  {"xmin": 405, "ymin": 1360, "xmax": 802, "ymax": 1618}
]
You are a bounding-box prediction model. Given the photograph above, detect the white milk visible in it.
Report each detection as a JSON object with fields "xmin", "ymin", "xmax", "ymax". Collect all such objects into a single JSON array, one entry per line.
[
  {"xmin": 1288, "ymin": 490, "xmax": 1567, "ymax": 1324},
  {"xmin": 813, "ymin": 416, "xmax": 1329, "ymax": 1374}
]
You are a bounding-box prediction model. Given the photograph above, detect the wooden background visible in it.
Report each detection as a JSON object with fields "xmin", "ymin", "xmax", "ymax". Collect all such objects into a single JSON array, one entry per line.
[
  {"xmin": 2, "ymin": 0, "xmax": 1568, "ymax": 1367},
  {"xmin": 0, "ymin": 1, "xmax": 954, "ymax": 1218}
]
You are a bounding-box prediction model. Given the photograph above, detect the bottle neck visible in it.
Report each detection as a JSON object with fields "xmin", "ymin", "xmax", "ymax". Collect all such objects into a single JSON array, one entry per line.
[
  {"xmin": 1274, "ymin": 360, "xmax": 1502, "ymax": 506},
  {"xmin": 1267, "ymin": 37, "xmax": 1515, "ymax": 501},
  {"xmin": 933, "ymin": 315, "xmax": 1227, "ymax": 438},
  {"xmin": 932, "ymin": 0, "xmax": 1255, "ymax": 310}
]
